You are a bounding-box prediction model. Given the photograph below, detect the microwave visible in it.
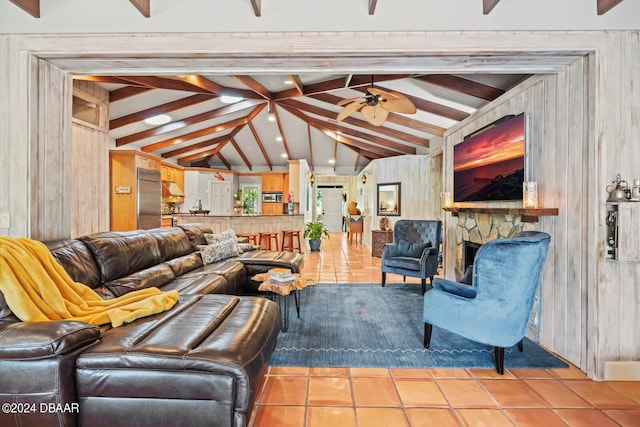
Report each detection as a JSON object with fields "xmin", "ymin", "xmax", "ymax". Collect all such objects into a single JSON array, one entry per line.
[{"xmin": 262, "ymin": 192, "xmax": 282, "ymax": 203}]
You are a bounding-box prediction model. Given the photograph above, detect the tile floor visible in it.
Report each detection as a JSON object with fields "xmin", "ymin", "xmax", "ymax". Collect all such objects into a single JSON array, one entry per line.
[{"xmin": 249, "ymin": 233, "xmax": 640, "ymax": 426}]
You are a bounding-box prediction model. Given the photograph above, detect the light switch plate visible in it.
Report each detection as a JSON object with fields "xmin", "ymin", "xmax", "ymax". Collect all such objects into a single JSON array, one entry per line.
[{"xmin": 0, "ymin": 212, "xmax": 10, "ymax": 229}]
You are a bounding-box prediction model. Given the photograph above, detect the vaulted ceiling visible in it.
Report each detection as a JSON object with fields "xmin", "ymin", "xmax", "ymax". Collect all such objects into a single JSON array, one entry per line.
[{"xmin": 76, "ymin": 72, "xmax": 529, "ymax": 174}]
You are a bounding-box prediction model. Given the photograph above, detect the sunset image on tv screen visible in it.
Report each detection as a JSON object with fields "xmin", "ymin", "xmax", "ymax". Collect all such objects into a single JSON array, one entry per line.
[{"xmin": 453, "ymin": 113, "xmax": 525, "ymax": 202}]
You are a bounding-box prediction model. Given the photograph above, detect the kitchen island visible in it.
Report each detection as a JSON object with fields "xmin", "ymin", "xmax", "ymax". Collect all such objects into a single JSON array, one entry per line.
[{"xmin": 172, "ymin": 214, "xmax": 306, "ymax": 241}]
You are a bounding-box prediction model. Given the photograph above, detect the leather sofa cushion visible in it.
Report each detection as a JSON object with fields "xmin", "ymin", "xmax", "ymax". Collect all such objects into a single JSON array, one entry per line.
[
  {"xmin": 163, "ymin": 274, "xmax": 229, "ymax": 295},
  {"xmin": 148, "ymin": 227, "xmax": 195, "ymax": 262},
  {"xmin": 104, "ymin": 264, "xmax": 176, "ymax": 297},
  {"xmin": 238, "ymin": 250, "xmax": 304, "ymax": 272},
  {"xmin": 45, "ymin": 239, "xmax": 102, "ymax": 289},
  {"xmin": 164, "ymin": 252, "xmax": 204, "ymax": 276},
  {"xmin": 0, "ymin": 321, "xmax": 100, "ymax": 359},
  {"xmin": 178, "ymin": 224, "xmax": 213, "ymax": 246},
  {"xmin": 81, "ymin": 231, "xmax": 162, "ymax": 283}
]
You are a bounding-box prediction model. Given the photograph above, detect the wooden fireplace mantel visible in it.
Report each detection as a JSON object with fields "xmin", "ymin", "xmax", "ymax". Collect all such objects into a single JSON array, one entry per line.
[{"xmin": 442, "ymin": 206, "xmax": 559, "ymax": 223}]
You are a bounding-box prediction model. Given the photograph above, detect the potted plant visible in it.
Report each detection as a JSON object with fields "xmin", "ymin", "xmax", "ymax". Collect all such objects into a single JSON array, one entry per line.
[{"xmin": 304, "ymin": 221, "xmax": 329, "ymax": 251}]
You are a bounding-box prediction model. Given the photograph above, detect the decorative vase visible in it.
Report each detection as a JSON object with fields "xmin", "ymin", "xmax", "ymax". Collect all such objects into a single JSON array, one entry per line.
[
  {"xmin": 309, "ymin": 239, "xmax": 321, "ymax": 251},
  {"xmin": 379, "ymin": 217, "xmax": 389, "ymax": 230},
  {"xmin": 288, "ymin": 202, "xmax": 295, "ymax": 214}
]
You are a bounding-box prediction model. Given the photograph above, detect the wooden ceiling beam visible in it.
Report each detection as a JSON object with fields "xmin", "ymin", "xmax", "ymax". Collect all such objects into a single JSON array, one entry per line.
[
  {"xmin": 143, "ymin": 117, "xmax": 247, "ymax": 153},
  {"xmin": 117, "ymin": 76, "xmax": 216, "ymax": 94},
  {"xmin": 250, "ymin": 0, "xmax": 261, "ymax": 16},
  {"xmin": 248, "ymin": 121, "xmax": 273, "ymax": 171},
  {"xmin": 273, "ymin": 105, "xmax": 292, "ymax": 161},
  {"xmin": 9, "ymin": 0, "xmax": 39, "ymax": 18},
  {"xmin": 597, "ymin": 0, "xmax": 623, "ymax": 14},
  {"xmin": 161, "ymin": 129, "xmax": 241, "ymax": 158},
  {"xmin": 230, "ymin": 137, "xmax": 253, "ymax": 171},
  {"xmin": 170, "ymin": 75, "xmax": 259, "ymax": 99},
  {"xmin": 74, "ymin": 75, "xmax": 146, "ymax": 86},
  {"xmin": 232, "ymin": 75, "xmax": 273, "ymax": 100},
  {"xmin": 482, "ymin": 0, "xmax": 500, "ymax": 15},
  {"xmin": 118, "ymin": 99, "xmax": 262, "ymax": 146},
  {"xmin": 369, "ymin": 0, "xmax": 378, "ymax": 15},
  {"xmin": 109, "ymin": 86, "xmax": 153, "ymax": 103},
  {"xmin": 354, "ymin": 153, "xmax": 361, "ymax": 172},
  {"xmin": 413, "ymin": 75, "xmax": 505, "ymax": 101},
  {"xmin": 217, "ymin": 152, "xmax": 232, "ymax": 170},
  {"xmin": 110, "ymin": 94, "xmax": 214, "ymax": 130},
  {"xmin": 129, "ymin": 0, "xmax": 150, "ymax": 17},
  {"xmin": 178, "ymin": 141, "xmax": 229, "ymax": 164},
  {"xmin": 279, "ymin": 97, "xmax": 429, "ymax": 146},
  {"xmin": 307, "ymin": 123, "xmax": 314, "ymax": 172},
  {"xmin": 273, "ymin": 74, "xmax": 411, "ymax": 100}
]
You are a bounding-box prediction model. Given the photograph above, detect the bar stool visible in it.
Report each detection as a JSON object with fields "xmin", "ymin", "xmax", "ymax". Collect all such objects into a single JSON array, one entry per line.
[
  {"xmin": 237, "ymin": 233, "xmax": 258, "ymax": 245},
  {"xmin": 259, "ymin": 232, "xmax": 279, "ymax": 251},
  {"xmin": 281, "ymin": 230, "xmax": 302, "ymax": 253}
]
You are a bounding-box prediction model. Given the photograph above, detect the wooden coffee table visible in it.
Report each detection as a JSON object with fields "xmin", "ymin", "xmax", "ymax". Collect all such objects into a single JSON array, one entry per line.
[{"xmin": 252, "ymin": 273, "xmax": 314, "ymax": 331}]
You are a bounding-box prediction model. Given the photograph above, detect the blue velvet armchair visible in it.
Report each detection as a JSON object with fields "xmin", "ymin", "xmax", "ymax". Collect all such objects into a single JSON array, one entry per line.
[
  {"xmin": 381, "ymin": 220, "xmax": 442, "ymax": 294},
  {"xmin": 423, "ymin": 231, "xmax": 551, "ymax": 374}
]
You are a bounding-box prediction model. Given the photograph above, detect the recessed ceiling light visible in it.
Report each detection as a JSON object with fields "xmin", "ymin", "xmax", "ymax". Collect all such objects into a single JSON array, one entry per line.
[
  {"xmin": 281, "ymin": 153, "xmax": 288, "ymax": 158},
  {"xmin": 220, "ymin": 95, "xmax": 243, "ymax": 104},
  {"xmin": 144, "ymin": 114, "xmax": 171, "ymax": 125},
  {"xmin": 268, "ymin": 114, "xmax": 276, "ymax": 122},
  {"xmin": 328, "ymin": 159, "xmax": 335, "ymax": 164},
  {"xmin": 284, "ymin": 80, "xmax": 293, "ymax": 85},
  {"xmin": 276, "ymin": 136, "xmax": 283, "ymax": 141}
]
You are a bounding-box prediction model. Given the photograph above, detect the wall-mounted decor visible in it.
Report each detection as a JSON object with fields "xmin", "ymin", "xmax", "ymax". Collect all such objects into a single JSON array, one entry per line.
[{"xmin": 377, "ymin": 182, "xmax": 401, "ymax": 216}]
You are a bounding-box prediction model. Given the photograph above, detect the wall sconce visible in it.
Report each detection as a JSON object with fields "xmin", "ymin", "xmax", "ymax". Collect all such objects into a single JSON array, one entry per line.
[
  {"xmin": 362, "ymin": 174, "xmax": 367, "ymax": 184},
  {"xmin": 310, "ymin": 174, "xmax": 315, "ymax": 184}
]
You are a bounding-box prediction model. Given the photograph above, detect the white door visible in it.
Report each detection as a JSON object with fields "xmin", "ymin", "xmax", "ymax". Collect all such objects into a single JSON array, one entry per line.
[
  {"xmin": 320, "ymin": 188, "xmax": 344, "ymax": 232},
  {"xmin": 208, "ymin": 181, "xmax": 232, "ymax": 215}
]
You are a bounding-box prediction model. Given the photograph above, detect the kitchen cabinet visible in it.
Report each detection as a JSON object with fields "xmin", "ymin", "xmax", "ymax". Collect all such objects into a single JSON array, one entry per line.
[
  {"xmin": 262, "ymin": 173, "xmax": 284, "ymax": 192},
  {"xmin": 110, "ymin": 150, "xmax": 162, "ymax": 231},
  {"xmin": 161, "ymin": 162, "xmax": 185, "ymax": 202},
  {"xmin": 283, "ymin": 173, "xmax": 290, "ymax": 197},
  {"xmin": 262, "ymin": 203, "xmax": 283, "ymax": 216},
  {"xmin": 161, "ymin": 217, "xmax": 173, "ymax": 228}
]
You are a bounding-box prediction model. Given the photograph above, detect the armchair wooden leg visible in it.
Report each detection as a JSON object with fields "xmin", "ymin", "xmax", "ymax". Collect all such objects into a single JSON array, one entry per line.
[
  {"xmin": 494, "ymin": 347, "xmax": 505, "ymax": 375},
  {"xmin": 421, "ymin": 278, "xmax": 426, "ymax": 294},
  {"xmin": 381, "ymin": 272, "xmax": 386, "ymax": 287},
  {"xmin": 517, "ymin": 339, "xmax": 524, "ymax": 352},
  {"xmin": 423, "ymin": 323, "xmax": 433, "ymax": 348},
  {"xmin": 403, "ymin": 276, "xmax": 406, "ymax": 282}
]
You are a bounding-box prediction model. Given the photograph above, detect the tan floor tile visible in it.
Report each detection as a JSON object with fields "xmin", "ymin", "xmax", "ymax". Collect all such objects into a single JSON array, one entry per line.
[
  {"xmin": 356, "ymin": 407, "xmax": 409, "ymax": 427},
  {"xmin": 504, "ymin": 408, "xmax": 567, "ymax": 427},
  {"xmin": 523, "ymin": 379, "xmax": 592, "ymax": 408},
  {"xmin": 352, "ymin": 377, "xmax": 401, "ymax": 407},
  {"xmin": 469, "ymin": 368, "xmax": 515, "ymax": 379},
  {"xmin": 479, "ymin": 379, "xmax": 546, "ymax": 408},
  {"xmin": 549, "ymin": 362, "xmax": 589, "ymax": 379},
  {"xmin": 308, "ymin": 377, "xmax": 353, "ymax": 406},
  {"xmin": 607, "ymin": 381, "xmax": 640, "ymax": 403},
  {"xmin": 508, "ymin": 368, "xmax": 555, "ymax": 379},
  {"xmin": 405, "ymin": 408, "xmax": 460, "ymax": 427},
  {"xmin": 310, "ymin": 367, "xmax": 350, "ymax": 377},
  {"xmin": 261, "ymin": 376, "xmax": 309, "ymax": 405},
  {"xmin": 436, "ymin": 379, "xmax": 497, "ymax": 408},
  {"xmin": 349, "ymin": 367, "xmax": 390, "ymax": 377},
  {"xmin": 603, "ymin": 409, "xmax": 640, "ymax": 426},
  {"xmin": 252, "ymin": 405, "xmax": 306, "ymax": 427},
  {"xmin": 563, "ymin": 380, "xmax": 639, "ymax": 409},
  {"xmin": 554, "ymin": 408, "xmax": 620, "ymax": 426},
  {"xmin": 306, "ymin": 406, "xmax": 357, "ymax": 427},
  {"xmin": 429, "ymin": 368, "xmax": 472, "ymax": 378},
  {"xmin": 394, "ymin": 378, "xmax": 448, "ymax": 407},
  {"xmin": 390, "ymin": 368, "xmax": 432, "ymax": 379},
  {"xmin": 269, "ymin": 366, "xmax": 310, "ymax": 376},
  {"xmin": 456, "ymin": 408, "xmax": 515, "ymax": 426}
]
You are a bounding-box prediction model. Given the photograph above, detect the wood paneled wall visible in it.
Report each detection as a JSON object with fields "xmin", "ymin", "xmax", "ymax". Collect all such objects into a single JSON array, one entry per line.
[{"xmin": 71, "ymin": 80, "xmax": 109, "ymax": 237}]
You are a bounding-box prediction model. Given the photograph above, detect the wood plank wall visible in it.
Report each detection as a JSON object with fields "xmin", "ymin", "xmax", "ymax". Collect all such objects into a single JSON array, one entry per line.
[
  {"xmin": 71, "ymin": 80, "xmax": 110, "ymax": 237},
  {"xmin": 444, "ymin": 61, "xmax": 590, "ymax": 372}
]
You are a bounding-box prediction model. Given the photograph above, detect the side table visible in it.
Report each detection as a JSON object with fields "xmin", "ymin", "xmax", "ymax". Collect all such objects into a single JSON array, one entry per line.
[
  {"xmin": 371, "ymin": 229, "xmax": 393, "ymax": 258},
  {"xmin": 252, "ymin": 273, "xmax": 315, "ymax": 332}
]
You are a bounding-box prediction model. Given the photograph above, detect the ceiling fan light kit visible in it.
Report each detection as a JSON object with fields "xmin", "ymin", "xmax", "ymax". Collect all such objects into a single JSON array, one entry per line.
[{"xmin": 336, "ymin": 83, "xmax": 417, "ymax": 126}]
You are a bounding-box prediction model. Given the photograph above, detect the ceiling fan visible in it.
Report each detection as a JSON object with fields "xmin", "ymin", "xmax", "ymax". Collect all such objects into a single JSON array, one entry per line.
[{"xmin": 336, "ymin": 80, "xmax": 417, "ymax": 126}]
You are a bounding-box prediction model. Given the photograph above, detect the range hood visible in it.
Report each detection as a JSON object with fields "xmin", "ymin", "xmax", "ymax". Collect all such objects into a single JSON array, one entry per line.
[{"xmin": 162, "ymin": 181, "xmax": 184, "ymax": 198}]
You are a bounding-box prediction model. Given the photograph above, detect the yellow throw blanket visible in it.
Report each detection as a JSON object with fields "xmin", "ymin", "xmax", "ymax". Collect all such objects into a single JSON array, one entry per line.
[{"xmin": 0, "ymin": 236, "xmax": 179, "ymax": 328}]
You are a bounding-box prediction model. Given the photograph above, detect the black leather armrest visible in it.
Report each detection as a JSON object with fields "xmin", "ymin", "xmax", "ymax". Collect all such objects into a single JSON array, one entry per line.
[{"xmin": 0, "ymin": 321, "xmax": 101, "ymax": 359}]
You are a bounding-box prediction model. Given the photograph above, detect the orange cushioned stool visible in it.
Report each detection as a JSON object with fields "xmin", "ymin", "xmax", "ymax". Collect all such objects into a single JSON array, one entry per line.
[
  {"xmin": 259, "ymin": 232, "xmax": 279, "ymax": 251},
  {"xmin": 281, "ymin": 230, "xmax": 302, "ymax": 253}
]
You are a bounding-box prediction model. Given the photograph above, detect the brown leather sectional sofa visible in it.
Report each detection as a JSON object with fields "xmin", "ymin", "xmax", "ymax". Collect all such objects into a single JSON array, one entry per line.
[{"xmin": 0, "ymin": 224, "xmax": 303, "ymax": 427}]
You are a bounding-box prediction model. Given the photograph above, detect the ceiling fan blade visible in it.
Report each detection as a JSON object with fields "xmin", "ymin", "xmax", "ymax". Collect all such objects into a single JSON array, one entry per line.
[
  {"xmin": 361, "ymin": 104, "xmax": 389, "ymax": 126},
  {"xmin": 380, "ymin": 96, "xmax": 417, "ymax": 114},
  {"xmin": 337, "ymin": 96, "xmax": 363, "ymax": 106},
  {"xmin": 337, "ymin": 101, "xmax": 364, "ymax": 121},
  {"xmin": 367, "ymin": 87, "xmax": 399, "ymax": 99}
]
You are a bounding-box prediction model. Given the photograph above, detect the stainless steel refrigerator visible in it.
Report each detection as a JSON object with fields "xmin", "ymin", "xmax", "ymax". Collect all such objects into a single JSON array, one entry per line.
[{"xmin": 137, "ymin": 168, "xmax": 161, "ymax": 229}]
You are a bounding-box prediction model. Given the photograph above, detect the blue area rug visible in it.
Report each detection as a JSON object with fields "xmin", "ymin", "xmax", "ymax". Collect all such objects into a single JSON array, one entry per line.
[{"xmin": 270, "ymin": 284, "xmax": 568, "ymax": 369}]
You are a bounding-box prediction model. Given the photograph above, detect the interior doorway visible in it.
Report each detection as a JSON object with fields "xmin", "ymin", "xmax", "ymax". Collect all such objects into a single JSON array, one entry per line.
[
  {"xmin": 208, "ymin": 181, "xmax": 231, "ymax": 215},
  {"xmin": 319, "ymin": 188, "xmax": 344, "ymax": 232}
]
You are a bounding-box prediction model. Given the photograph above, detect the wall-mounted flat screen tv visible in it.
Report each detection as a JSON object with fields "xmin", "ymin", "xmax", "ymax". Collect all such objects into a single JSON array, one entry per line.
[{"xmin": 453, "ymin": 113, "xmax": 525, "ymax": 202}]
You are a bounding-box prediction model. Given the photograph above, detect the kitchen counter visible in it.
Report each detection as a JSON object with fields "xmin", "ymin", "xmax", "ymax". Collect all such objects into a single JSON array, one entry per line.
[{"xmin": 172, "ymin": 214, "xmax": 305, "ymax": 237}]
